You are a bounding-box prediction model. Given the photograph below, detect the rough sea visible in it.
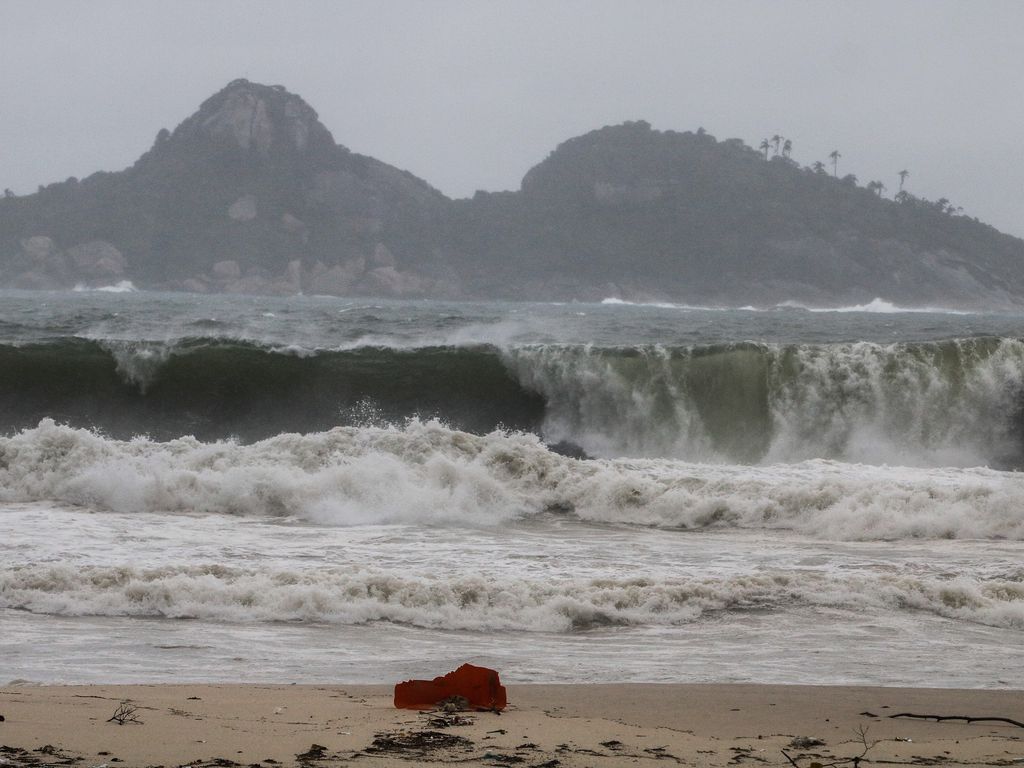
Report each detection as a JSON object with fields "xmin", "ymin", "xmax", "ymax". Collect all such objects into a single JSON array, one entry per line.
[{"xmin": 2, "ymin": 289, "xmax": 1023, "ymax": 688}]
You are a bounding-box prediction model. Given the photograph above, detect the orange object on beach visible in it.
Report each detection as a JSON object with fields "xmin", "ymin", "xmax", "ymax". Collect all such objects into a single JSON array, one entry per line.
[{"xmin": 393, "ymin": 663, "xmax": 507, "ymax": 710}]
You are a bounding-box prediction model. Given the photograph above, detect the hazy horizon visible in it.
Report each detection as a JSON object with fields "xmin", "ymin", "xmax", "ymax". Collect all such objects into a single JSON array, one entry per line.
[{"xmin": 2, "ymin": 0, "xmax": 1023, "ymax": 237}]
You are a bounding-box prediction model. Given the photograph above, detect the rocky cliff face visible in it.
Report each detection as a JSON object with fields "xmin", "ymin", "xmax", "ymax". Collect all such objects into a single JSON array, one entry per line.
[
  {"xmin": 185, "ymin": 80, "xmax": 329, "ymax": 156},
  {"xmin": 166, "ymin": 79, "xmax": 338, "ymax": 159},
  {"xmin": 2, "ymin": 84, "xmax": 1023, "ymax": 307}
]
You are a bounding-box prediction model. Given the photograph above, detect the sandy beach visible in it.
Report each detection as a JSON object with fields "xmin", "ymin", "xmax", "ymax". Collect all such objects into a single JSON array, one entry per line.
[{"xmin": 1, "ymin": 683, "xmax": 1021, "ymax": 767}]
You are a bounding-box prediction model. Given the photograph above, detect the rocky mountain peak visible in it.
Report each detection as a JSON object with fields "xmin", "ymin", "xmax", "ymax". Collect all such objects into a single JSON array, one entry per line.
[{"xmin": 168, "ymin": 78, "xmax": 338, "ymax": 157}]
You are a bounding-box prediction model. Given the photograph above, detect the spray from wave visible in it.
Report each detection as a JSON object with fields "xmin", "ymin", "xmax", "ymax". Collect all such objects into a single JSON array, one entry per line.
[{"xmin": 505, "ymin": 337, "xmax": 1024, "ymax": 466}]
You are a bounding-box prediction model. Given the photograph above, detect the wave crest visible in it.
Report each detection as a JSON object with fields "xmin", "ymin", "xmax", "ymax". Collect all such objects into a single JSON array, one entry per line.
[
  {"xmin": 2, "ymin": 563, "xmax": 1020, "ymax": 631},
  {"xmin": 2, "ymin": 420, "xmax": 1024, "ymax": 540}
]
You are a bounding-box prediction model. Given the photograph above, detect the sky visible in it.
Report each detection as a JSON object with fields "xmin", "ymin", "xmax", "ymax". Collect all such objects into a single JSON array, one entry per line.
[{"xmin": 2, "ymin": 0, "xmax": 1023, "ymax": 236}]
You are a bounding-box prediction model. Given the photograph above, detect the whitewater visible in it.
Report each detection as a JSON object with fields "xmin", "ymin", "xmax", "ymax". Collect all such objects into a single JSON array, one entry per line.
[{"xmin": 2, "ymin": 289, "xmax": 1023, "ymax": 687}]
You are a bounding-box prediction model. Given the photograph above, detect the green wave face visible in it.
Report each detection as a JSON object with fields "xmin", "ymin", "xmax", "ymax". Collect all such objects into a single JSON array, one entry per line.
[
  {"xmin": 505, "ymin": 337, "xmax": 1024, "ymax": 467},
  {"xmin": 0, "ymin": 340, "xmax": 545, "ymax": 442},
  {"xmin": 1, "ymin": 337, "xmax": 1022, "ymax": 467}
]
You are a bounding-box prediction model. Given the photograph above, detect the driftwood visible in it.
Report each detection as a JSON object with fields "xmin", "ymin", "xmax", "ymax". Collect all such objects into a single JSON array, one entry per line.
[
  {"xmin": 782, "ymin": 725, "xmax": 876, "ymax": 768},
  {"xmin": 887, "ymin": 712, "xmax": 1024, "ymax": 729},
  {"xmin": 107, "ymin": 702, "xmax": 143, "ymax": 725},
  {"xmin": 861, "ymin": 710, "xmax": 1024, "ymax": 729}
]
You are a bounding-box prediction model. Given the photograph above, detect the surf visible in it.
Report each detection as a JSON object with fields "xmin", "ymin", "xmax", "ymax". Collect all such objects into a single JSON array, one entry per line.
[
  {"xmin": 3, "ymin": 419, "xmax": 1024, "ymax": 540},
  {"xmin": 2, "ymin": 334, "xmax": 1024, "ymax": 467}
]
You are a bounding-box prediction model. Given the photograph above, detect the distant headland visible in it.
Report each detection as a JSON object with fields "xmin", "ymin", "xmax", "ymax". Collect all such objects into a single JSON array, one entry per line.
[{"xmin": 2, "ymin": 79, "xmax": 1022, "ymax": 308}]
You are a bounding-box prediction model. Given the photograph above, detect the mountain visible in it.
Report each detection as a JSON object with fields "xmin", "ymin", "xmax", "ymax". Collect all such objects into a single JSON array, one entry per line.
[
  {"xmin": 447, "ymin": 121, "xmax": 1024, "ymax": 306},
  {"xmin": 0, "ymin": 79, "xmax": 450, "ymax": 296},
  {"xmin": 2, "ymin": 82, "xmax": 1023, "ymax": 307}
]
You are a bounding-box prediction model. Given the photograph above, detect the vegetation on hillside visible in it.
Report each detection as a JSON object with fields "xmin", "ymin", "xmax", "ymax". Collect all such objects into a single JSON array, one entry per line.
[
  {"xmin": 1, "ymin": 82, "xmax": 1021, "ymax": 306},
  {"xmin": 448, "ymin": 121, "xmax": 1022, "ymax": 303}
]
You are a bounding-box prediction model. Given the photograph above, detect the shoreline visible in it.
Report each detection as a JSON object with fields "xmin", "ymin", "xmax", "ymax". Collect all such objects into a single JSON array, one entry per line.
[{"xmin": 1, "ymin": 683, "xmax": 1021, "ymax": 767}]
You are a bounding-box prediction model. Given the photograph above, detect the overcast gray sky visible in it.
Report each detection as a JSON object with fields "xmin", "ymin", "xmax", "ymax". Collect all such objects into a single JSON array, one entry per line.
[{"xmin": 2, "ymin": 0, "xmax": 1022, "ymax": 236}]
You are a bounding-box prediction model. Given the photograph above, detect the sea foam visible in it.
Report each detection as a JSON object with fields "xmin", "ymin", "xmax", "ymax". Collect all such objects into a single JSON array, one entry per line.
[
  {"xmin": 2, "ymin": 419, "xmax": 1023, "ymax": 540},
  {"xmin": 2, "ymin": 562, "xmax": 1021, "ymax": 631}
]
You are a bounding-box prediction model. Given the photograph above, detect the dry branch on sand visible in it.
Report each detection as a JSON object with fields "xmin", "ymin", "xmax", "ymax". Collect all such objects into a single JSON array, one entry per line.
[
  {"xmin": 782, "ymin": 725, "xmax": 877, "ymax": 768},
  {"xmin": 107, "ymin": 702, "xmax": 143, "ymax": 725}
]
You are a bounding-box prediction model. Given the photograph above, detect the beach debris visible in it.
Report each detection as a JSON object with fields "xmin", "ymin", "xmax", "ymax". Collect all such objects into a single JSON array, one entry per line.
[
  {"xmin": 393, "ymin": 663, "xmax": 507, "ymax": 711},
  {"xmin": 440, "ymin": 695, "xmax": 471, "ymax": 712},
  {"xmin": 788, "ymin": 737, "xmax": 826, "ymax": 749},
  {"xmin": 295, "ymin": 744, "xmax": 328, "ymax": 762},
  {"xmin": 0, "ymin": 744, "xmax": 81, "ymax": 766},
  {"xmin": 862, "ymin": 709, "xmax": 1024, "ymax": 729},
  {"xmin": 366, "ymin": 729, "xmax": 473, "ymax": 755},
  {"xmin": 644, "ymin": 745, "xmax": 685, "ymax": 762},
  {"xmin": 730, "ymin": 747, "xmax": 765, "ymax": 764},
  {"xmin": 425, "ymin": 712, "xmax": 474, "ymax": 728},
  {"xmin": 106, "ymin": 703, "xmax": 142, "ymax": 725},
  {"xmin": 600, "ymin": 740, "xmax": 624, "ymax": 749},
  {"xmin": 782, "ymin": 725, "xmax": 878, "ymax": 768},
  {"xmin": 887, "ymin": 712, "xmax": 1024, "ymax": 728}
]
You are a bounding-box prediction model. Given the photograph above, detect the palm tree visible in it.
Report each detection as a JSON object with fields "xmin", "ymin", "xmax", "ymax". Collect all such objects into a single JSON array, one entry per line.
[
  {"xmin": 898, "ymin": 169, "xmax": 909, "ymax": 192},
  {"xmin": 771, "ymin": 134, "xmax": 782, "ymax": 156},
  {"xmin": 782, "ymin": 138, "xmax": 792, "ymax": 158},
  {"xmin": 759, "ymin": 139, "xmax": 770, "ymax": 160},
  {"xmin": 829, "ymin": 150, "xmax": 841, "ymax": 177},
  {"xmin": 811, "ymin": 161, "xmax": 826, "ymax": 174},
  {"xmin": 865, "ymin": 180, "xmax": 886, "ymax": 197}
]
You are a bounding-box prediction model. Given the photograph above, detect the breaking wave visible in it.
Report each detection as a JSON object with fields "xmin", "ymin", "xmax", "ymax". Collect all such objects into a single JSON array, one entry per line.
[
  {"xmin": 2, "ymin": 335, "xmax": 1024, "ymax": 466},
  {"xmin": 776, "ymin": 298, "xmax": 976, "ymax": 314},
  {"xmin": 0, "ymin": 339, "xmax": 545, "ymax": 441},
  {"xmin": 2, "ymin": 419, "xmax": 1023, "ymax": 540},
  {"xmin": 602, "ymin": 296, "xmax": 978, "ymax": 314},
  {"xmin": 2, "ymin": 562, "xmax": 1021, "ymax": 631},
  {"xmin": 72, "ymin": 280, "xmax": 138, "ymax": 293},
  {"xmin": 505, "ymin": 337, "xmax": 1024, "ymax": 466}
]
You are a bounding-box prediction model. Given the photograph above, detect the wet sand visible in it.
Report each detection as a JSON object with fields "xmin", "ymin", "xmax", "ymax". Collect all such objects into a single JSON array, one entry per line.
[{"xmin": 1, "ymin": 683, "xmax": 1022, "ymax": 767}]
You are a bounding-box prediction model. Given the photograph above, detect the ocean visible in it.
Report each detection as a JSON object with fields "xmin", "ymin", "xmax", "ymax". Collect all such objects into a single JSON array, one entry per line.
[{"xmin": 1, "ymin": 289, "xmax": 1022, "ymax": 688}]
